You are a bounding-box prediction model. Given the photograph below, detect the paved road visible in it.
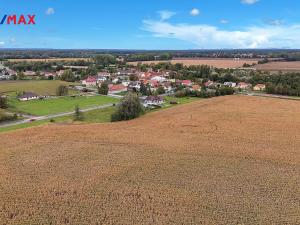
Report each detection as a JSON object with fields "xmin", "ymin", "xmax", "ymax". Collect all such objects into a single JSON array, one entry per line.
[
  {"xmin": 242, "ymin": 92, "xmax": 300, "ymax": 101},
  {"xmin": 0, "ymin": 103, "xmax": 115, "ymax": 128}
]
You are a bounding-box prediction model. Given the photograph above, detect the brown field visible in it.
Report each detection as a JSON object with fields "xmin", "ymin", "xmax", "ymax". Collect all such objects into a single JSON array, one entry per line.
[
  {"xmin": 7, "ymin": 58, "xmax": 91, "ymax": 62},
  {"xmin": 254, "ymin": 61, "xmax": 300, "ymax": 71},
  {"xmin": 129, "ymin": 58, "xmax": 259, "ymax": 68},
  {"xmin": 0, "ymin": 96, "xmax": 299, "ymax": 224}
]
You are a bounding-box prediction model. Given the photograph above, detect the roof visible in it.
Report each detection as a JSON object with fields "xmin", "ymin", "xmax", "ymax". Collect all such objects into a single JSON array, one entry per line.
[
  {"xmin": 85, "ymin": 76, "xmax": 97, "ymax": 82},
  {"xmin": 19, "ymin": 92, "xmax": 39, "ymax": 99},
  {"xmin": 181, "ymin": 80, "xmax": 192, "ymax": 85},
  {"xmin": 255, "ymin": 84, "xmax": 266, "ymax": 87},
  {"xmin": 204, "ymin": 81, "xmax": 214, "ymax": 86},
  {"xmin": 109, "ymin": 84, "xmax": 126, "ymax": 92},
  {"xmin": 145, "ymin": 96, "xmax": 164, "ymax": 102},
  {"xmin": 238, "ymin": 82, "xmax": 251, "ymax": 86}
]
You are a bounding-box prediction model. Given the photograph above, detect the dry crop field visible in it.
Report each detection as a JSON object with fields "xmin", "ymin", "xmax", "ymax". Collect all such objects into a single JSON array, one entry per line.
[
  {"xmin": 7, "ymin": 58, "xmax": 90, "ymax": 62},
  {"xmin": 0, "ymin": 95, "xmax": 299, "ymax": 224},
  {"xmin": 254, "ymin": 61, "xmax": 300, "ymax": 72},
  {"xmin": 129, "ymin": 58, "xmax": 259, "ymax": 68}
]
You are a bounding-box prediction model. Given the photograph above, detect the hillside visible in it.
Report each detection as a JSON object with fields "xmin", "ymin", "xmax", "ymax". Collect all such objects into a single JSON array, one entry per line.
[{"xmin": 0, "ymin": 96, "xmax": 299, "ymax": 224}]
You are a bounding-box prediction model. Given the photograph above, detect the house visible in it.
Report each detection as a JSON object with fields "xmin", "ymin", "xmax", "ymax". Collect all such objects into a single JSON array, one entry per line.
[
  {"xmin": 162, "ymin": 82, "xmax": 173, "ymax": 92},
  {"xmin": 144, "ymin": 96, "xmax": 165, "ymax": 107},
  {"xmin": 204, "ymin": 80, "xmax": 214, "ymax": 87},
  {"xmin": 149, "ymin": 80, "xmax": 160, "ymax": 88},
  {"xmin": 44, "ymin": 72, "xmax": 56, "ymax": 79},
  {"xmin": 224, "ymin": 82, "xmax": 237, "ymax": 88},
  {"xmin": 109, "ymin": 84, "xmax": 127, "ymax": 94},
  {"xmin": 191, "ymin": 85, "xmax": 201, "ymax": 91},
  {"xmin": 24, "ymin": 71, "xmax": 36, "ymax": 76},
  {"xmin": 82, "ymin": 76, "xmax": 97, "ymax": 87},
  {"xmin": 181, "ymin": 80, "xmax": 192, "ymax": 87},
  {"xmin": 237, "ymin": 82, "xmax": 252, "ymax": 90},
  {"xmin": 151, "ymin": 76, "xmax": 166, "ymax": 82},
  {"xmin": 97, "ymin": 76, "xmax": 107, "ymax": 83},
  {"xmin": 253, "ymin": 84, "xmax": 266, "ymax": 91},
  {"xmin": 127, "ymin": 81, "xmax": 141, "ymax": 91},
  {"xmin": 122, "ymin": 81, "xmax": 130, "ymax": 87},
  {"xmin": 97, "ymin": 71, "xmax": 111, "ymax": 77},
  {"xmin": 56, "ymin": 70, "xmax": 66, "ymax": 77},
  {"xmin": 18, "ymin": 92, "xmax": 39, "ymax": 101}
]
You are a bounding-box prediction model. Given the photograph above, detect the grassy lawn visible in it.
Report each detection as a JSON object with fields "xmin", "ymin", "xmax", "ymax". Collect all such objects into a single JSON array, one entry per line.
[
  {"xmin": 0, "ymin": 96, "xmax": 200, "ymax": 133},
  {"xmin": 115, "ymin": 91, "xmax": 128, "ymax": 96},
  {"xmin": 0, "ymin": 120, "xmax": 48, "ymax": 133},
  {"xmin": 163, "ymin": 96, "xmax": 200, "ymax": 108},
  {"xmin": 54, "ymin": 107, "xmax": 115, "ymax": 124},
  {"xmin": 0, "ymin": 107, "xmax": 116, "ymax": 133},
  {"xmin": 0, "ymin": 80, "xmax": 78, "ymax": 96},
  {"xmin": 8, "ymin": 95, "xmax": 119, "ymax": 116}
]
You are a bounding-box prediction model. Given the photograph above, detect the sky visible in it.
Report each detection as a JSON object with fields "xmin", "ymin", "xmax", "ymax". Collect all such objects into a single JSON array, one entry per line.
[{"xmin": 0, "ymin": 0, "xmax": 300, "ymax": 49}]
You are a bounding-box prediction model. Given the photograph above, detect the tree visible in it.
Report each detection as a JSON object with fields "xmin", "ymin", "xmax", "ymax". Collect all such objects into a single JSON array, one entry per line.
[
  {"xmin": 139, "ymin": 82, "xmax": 147, "ymax": 96},
  {"xmin": 74, "ymin": 105, "xmax": 83, "ymax": 121},
  {"xmin": 98, "ymin": 82, "xmax": 109, "ymax": 95},
  {"xmin": 94, "ymin": 54, "xmax": 116, "ymax": 66},
  {"xmin": 129, "ymin": 74, "xmax": 139, "ymax": 81},
  {"xmin": 111, "ymin": 92, "xmax": 144, "ymax": 122},
  {"xmin": 156, "ymin": 86, "xmax": 166, "ymax": 95},
  {"xmin": 0, "ymin": 96, "xmax": 8, "ymax": 109},
  {"xmin": 61, "ymin": 69, "xmax": 76, "ymax": 82},
  {"xmin": 56, "ymin": 85, "xmax": 69, "ymax": 96}
]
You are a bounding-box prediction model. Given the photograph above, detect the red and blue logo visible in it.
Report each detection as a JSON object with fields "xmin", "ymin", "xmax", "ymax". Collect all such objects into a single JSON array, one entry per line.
[{"xmin": 0, "ymin": 15, "xmax": 36, "ymax": 25}]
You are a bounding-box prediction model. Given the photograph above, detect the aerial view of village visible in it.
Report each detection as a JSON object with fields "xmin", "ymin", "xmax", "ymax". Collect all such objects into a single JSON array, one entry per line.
[{"xmin": 0, "ymin": 0, "xmax": 299, "ymax": 224}]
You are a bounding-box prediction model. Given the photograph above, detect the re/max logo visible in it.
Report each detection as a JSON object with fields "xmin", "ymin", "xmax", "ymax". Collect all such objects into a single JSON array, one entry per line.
[{"xmin": 0, "ymin": 15, "xmax": 36, "ymax": 25}]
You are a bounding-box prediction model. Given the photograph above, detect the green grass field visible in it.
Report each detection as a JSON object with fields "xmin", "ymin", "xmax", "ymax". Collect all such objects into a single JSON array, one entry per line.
[
  {"xmin": 163, "ymin": 96, "xmax": 199, "ymax": 106},
  {"xmin": 0, "ymin": 80, "xmax": 78, "ymax": 96},
  {"xmin": 0, "ymin": 96, "xmax": 199, "ymax": 133},
  {"xmin": 0, "ymin": 107, "xmax": 116, "ymax": 133},
  {"xmin": 8, "ymin": 95, "xmax": 119, "ymax": 116}
]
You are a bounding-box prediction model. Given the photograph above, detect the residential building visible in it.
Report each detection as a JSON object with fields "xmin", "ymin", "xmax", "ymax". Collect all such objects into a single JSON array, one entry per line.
[
  {"xmin": 253, "ymin": 84, "xmax": 266, "ymax": 91},
  {"xmin": 144, "ymin": 96, "xmax": 165, "ymax": 107},
  {"xmin": 82, "ymin": 76, "xmax": 97, "ymax": 87},
  {"xmin": 109, "ymin": 84, "xmax": 127, "ymax": 94},
  {"xmin": 18, "ymin": 92, "xmax": 39, "ymax": 101}
]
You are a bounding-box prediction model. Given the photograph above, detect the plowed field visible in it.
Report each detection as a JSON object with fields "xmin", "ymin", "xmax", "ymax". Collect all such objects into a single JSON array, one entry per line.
[{"xmin": 0, "ymin": 96, "xmax": 299, "ymax": 224}]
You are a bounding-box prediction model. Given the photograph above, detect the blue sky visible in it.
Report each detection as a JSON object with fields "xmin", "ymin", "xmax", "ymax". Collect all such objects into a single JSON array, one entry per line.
[{"xmin": 0, "ymin": 0, "xmax": 300, "ymax": 49}]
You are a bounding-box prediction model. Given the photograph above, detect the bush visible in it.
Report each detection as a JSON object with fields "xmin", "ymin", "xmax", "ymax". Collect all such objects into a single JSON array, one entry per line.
[
  {"xmin": 156, "ymin": 86, "xmax": 165, "ymax": 95},
  {"xmin": 0, "ymin": 112, "xmax": 17, "ymax": 122},
  {"xmin": 0, "ymin": 96, "xmax": 8, "ymax": 109},
  {"xmin": 175, "ymin": 89, "xmax": 187, "ymax": 98},
  {"xmin": 218, "ymin": 86, "xmax": 235, "ymax": 96},
  {"xmin": 111, "ymin": 92, "xmax": 144, "ymax": 122}
]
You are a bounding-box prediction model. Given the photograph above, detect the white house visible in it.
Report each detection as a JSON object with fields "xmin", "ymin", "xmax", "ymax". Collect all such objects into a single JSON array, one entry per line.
[
  {"xmin": 151, "ymin": 76, "xmax": 166, "ymax": 82},
  {"xmin": 224, "ymin": 82, "xmax": 237, "ymax": 88},
  {"xmin": 144, "ymin": 96, "xmax": 165, "ymax": 107},
  {"xmin": 18, "ymin": 92, "xmax": 39, "ymax": 101},
  {"xmin": 97, "ymin": 76, "xmax": 107, "ymax": 83}
]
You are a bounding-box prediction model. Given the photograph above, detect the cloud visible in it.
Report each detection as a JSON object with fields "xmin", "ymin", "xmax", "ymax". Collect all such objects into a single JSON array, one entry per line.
[
  {"xmin": 157, "ymin": 11, "xmax": 176, "ymax": 21},
  {"xmin": 46, "ymin": 8, "xmax": 55, "ymax": 15},
  {"xmin": 267, "ymin": 19, "xmax": 284, "ymax": 26},
  {"xmin": 142, "ymin": 19, "xmax": 300, "ymax": 49},
  {"xmin": 220, "ymin": 19, "xmax": 229, "ymax": 24},
  {"xmin": 0, "ymin": 41, "xmax": 4, "ymax": 45},
  {"xmin": 190, "ymin": 8, "xmax": 200, "ymax": 16},
  {"xmin": 241, "ymin": 0, "xmax": 259, "ymax": 4}
]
